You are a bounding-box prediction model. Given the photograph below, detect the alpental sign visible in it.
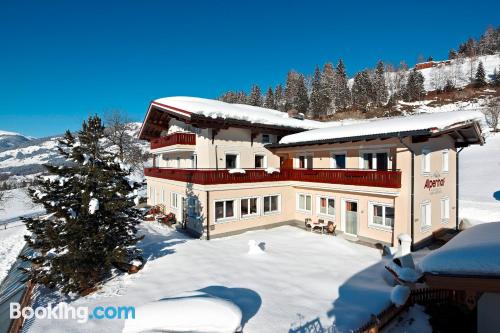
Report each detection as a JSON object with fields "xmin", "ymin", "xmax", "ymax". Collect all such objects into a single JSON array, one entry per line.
[{"xmin": 424, "ymin": 177, "xmax": 446, "ymax": 191}]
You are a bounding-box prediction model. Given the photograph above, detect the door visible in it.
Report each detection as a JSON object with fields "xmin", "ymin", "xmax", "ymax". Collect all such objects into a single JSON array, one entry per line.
[
  {"xmin": 376, "ymin": 153, "xmax": 388, "ymax": 170},
  {"xmin": 342, "ymin": 199, "xmax": 358, "ymax": 235}
]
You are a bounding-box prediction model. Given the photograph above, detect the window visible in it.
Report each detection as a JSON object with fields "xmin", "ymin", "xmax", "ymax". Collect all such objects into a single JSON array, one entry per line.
[
  {"xmin": 332, "ymin": 154, "xmax": 346, "ymax": 169},
  {"xmin": 176, "ymin": 157, "xmax": 180, "ymax": 168},
  {"xmin": 263, "ymin": 195, "xmax": 280, "ymax": 214},
  {"xmin": 215, "ymin": 200, "xmax": 235, "ymax": 221},
  {"xmin": 161, "ymin": 189, "xmax": 165, "ymax": 203},
  {"xmin": 171, "ymin": 192, "xmax": 179, "ymax": 209},
  {"xmin": 361, "ymin": 151, "xmax": 389, "ymax": 170},
  {"xmin": 440, "ymin": 197, "xmax": 450, "ymax": 223},
  {"xmin": 255, "ymin": 155, "xmax": 266, "ymax": 168},
  {"xmin": 422, "ymin": 148, "xmax": 431, "ymax": 174},
  {"xmin": 421, "ymin": 201, "xmax": 432, "ymax": 228},
  {"xmin": 241, "ymin": 197, "xmax": 259, "ymax": 217},
  {"xmin": 297, "ymin": 154, "xmax": 313, "ymax": 169},
  {"xmin": 369, "ymin": 203, "xmax": 394, "ymax": 228},
  {"xmin": 262, "ymin": 134, "xmax": 272, "ymax": 144},
  {"xmin": 363, "ymin": 153, "xmax": 373, "ymax": 169},
  {"xmin": 318, "ymin": 196, "xmax": 335, "ymax": 217},
  {"xmin": 376, "ymin": 153, "xmax": 388, "ymax": 170},
  {"xmin": 297, "ymin": 193, "xmax": 312, "ymax": 213},
  {"xmin": 191, "ymin": 154, "xmax": 197, "ymax": 169},
  {"xmin": 225, "ymin": 153, "xmax": 239, "ymax": 169},
  {"xmin": 442, "ymin": 150, "xmax": 449, "ymax": 172}
]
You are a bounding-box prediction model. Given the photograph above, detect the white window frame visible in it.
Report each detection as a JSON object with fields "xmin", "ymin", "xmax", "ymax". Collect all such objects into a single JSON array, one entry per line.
[
  {"xmin": 330, "ymin": 151, "xmax": 347, "ymax": 169},
  {"xmin": 295, "ymin": 153, "xmax": 313, "ymax": 169},
  {"xmin": 420, "ymin": 201, "xmax": 432, "ymax": 230},
  {"xmin": 296, "ymin": 193, "xmax": 313, "ymax": 213},
  {"xmin": 316, "ymin": 195, "xmax": 336, "ymax": 218},
  {"xmin": 254, "ymin": 153, "xmax": 268, "ymax": 168},
  {"xmin": 191, "ymin": 153, "xmax": 197, "ymax": 169},
  {"xmin": 262, "ymin": 134, "xmax": 273, "ymax": 144},
  {"xmin": 224, "ymin": 152, "xmax": 240, "ymax": 169},
  {"xmin": 263, "ymin": 194, "xmax": 281, "ymax": 215},
  {"xmin": 368, "ymin": 202, "xmax": 395, "ymax": 231},
  {"xmin": 214, "ymin": 199, "xmax": 237, "ymax": 223},
  {"xmin": 421, "ymin": 148, "xmax": 431, "ymax": 174},
  {"xmin": 440, "ymin": 197, "xmax": 450, "ymax": 224},
  {"xmin": 442, "ymin": 149, "xmax": 449, "ymax": 173},
  {"xmin": 161, "ymin": 189, "xmax": 165, "ymax": 203},
  {"xmin": 240, "ymin": 196, "xmax": 260, "ymax": 219},
  {"xmin": 358, "ymin": 149, "xmax": 391, "ymax": 170},
  {"xmin": 171, "ymin": 192, "xmax": 179, "ymax": 209}
]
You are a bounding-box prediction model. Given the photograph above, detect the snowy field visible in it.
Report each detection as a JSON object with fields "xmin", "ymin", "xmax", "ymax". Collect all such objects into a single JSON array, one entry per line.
[{"xmin": 24, "ymin": 224, "xmax": 393, "ymax": 333}]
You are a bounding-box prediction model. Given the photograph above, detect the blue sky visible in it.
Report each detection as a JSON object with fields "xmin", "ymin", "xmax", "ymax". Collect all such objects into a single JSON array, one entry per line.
[{"xmin": 0, "ymin": 0, "xmax": 498, "ymax": 137}]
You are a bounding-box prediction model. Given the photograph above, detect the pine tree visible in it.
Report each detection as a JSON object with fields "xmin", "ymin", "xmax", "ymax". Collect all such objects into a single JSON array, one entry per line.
[
  {"xmin": 320, "ymin": 63, "xmax": 336, "ymax": 115},
  {"xmin": 373, "ymin": 60, "xmax": 388, "ymax": 107},
  {"xmin": 284, "ymin": 71, "xmax": 299, "ymax": 111},
  {"xmin": 264, "ymin": 87, "xmax": 276, "ymax": 109},
  {"xmin": 295, "ymin": 74, "xmax": 309, "ymax": 115},
  {"xmin": 334, "ymin": 59, "xmax": 351, "ymax": 111},
  {"xmin": 493, "ymin": 67, "xmax": 500, "ymax": 87},
  {"xmin": 351, "ymin": 70, "xmax": 372, "ymax": 110},
  {"xmin": 23, "ymin": 116, "xmax": 143, "ymax": 293},
  {"xmin": 236, "ymin": 91, "xmax": 248, "ymax": 104},
  {"xmin": 404, "ymin": 70, "xmax": 426, "ymax": 102},
  {"xmin": 248, "ymin": 84, "xmax": 263, "ymax": 106},
  {"xmin": 308, "ymin": 65, "xmax": 323, "ymax": 118},
  {"xmin": 474, "ymin": 61, "xmax": 487, "ymax": 87},
  {"xmin": 274, "ymin": 84, "xmax": 285, "ymax": 111},
  {"xmin": 448, "ymin": 48, "xmax": 457, "ymax": 60}
]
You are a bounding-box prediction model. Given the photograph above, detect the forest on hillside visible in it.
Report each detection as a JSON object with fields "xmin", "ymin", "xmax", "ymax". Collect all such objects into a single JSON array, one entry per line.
[{"xmin": 219, "ymin": 26, "xmax": 500, "ymax": 120}]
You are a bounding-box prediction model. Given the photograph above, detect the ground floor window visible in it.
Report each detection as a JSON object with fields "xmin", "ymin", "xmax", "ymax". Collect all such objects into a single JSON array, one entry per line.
[
  {"xmin": 297, "ymin": 193, "xmax": 312, "ymax": 213},
  {"xmin": 318, "ymin": 196, "xmax": 335, "ymax": 217},
  {"xmin": 241, "ymin": 197, "xmax": 259, "ymax": 217},
  {"xmin": 421, "ymin": 201, "xmax": 432, "ymax": 229},
  {"xmin": 171, "ymin": 192, "xmax": 179, "ymax": 209},
  {"xmin": 263, "ymin": 195, "xmax": 280, "ymax": 214},
  {"xmin": 440, "ymin": 197, "xmax": 450, "ymax": 223},
  {"xmin": 215, "ymin": 200, "xmax": 235, "ymax": 221},
  {"xmin": 369, "ymin": 202, "xmax": 394, "ymax": 228}
]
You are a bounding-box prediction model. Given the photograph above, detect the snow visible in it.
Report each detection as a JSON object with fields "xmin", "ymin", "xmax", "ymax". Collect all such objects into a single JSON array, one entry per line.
[
  {"xmin": 122, "ymin": 291, "xmax": 242, "ymax": 333},
  {"xmin": 88, "ymin": 198, "xmax": 99, "ymax": 214},
  {"xmin": 387, "ymin": 261, "xmax": 422, "ymax": 283},
  {"xmin": 25, "ymin": 225, "xmax": 393, "ymax": 333},
  {"xmin": 0, "ymin": 222, "xmax": 27, "ymax": 285},
  {"xmin": 280, "ymin": 110, "xmax": 485, "ymax": 145},
  {"xmin": 419, "ymin": 222, "xmax": 500, "ymax": 275},
  {"xmin": 0, "ymin": 188, "xmax": 43, "ymax": 221},
  {"xmin": 247, "ymin": 240, "xmax": 265, "ymax": 255},
  {"xmin": 152, "ymin": 96, "xmax": 332, "ymax": 130},
  {"xmin": 228, "ymin": 168, "xmax": 246, "ymax": 174},
  {"xmin": 390, "ymin": 285, "xmax": 410, "ymax": 307},
  {"xmin": 0, "ymin": 129, "xmax": 23, "ymax": 136},
  {"xmin": 384, "ymin": 304, "xmax": 432, "ymax": 333},
  {"xmin": 264, "ymin": 167, "xmax": 280, "ymax": 174}
]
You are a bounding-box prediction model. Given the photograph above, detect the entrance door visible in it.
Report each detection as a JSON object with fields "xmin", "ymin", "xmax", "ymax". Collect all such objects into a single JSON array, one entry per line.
[{"xmin": 342, "ymin": 199, "xmax": 358, "ymax": 235}]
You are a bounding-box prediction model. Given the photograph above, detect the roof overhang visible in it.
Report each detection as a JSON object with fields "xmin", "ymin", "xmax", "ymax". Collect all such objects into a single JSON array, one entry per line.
[{"xmin": 423, "ymin": 272, "xmax": 500, "ymax": 292}]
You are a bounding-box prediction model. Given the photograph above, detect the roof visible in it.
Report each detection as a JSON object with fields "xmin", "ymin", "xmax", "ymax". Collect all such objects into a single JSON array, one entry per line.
[
  {"xmin": 275, "ymin": 110, "xmax": 486, "ymax": 147},
  {"xmin": 418, "ymin": 222, "xmax": 500, "ymax": 277},
  {"xmin": 138, "ymin": 97, "xmax": 332, "ymax": 140}
]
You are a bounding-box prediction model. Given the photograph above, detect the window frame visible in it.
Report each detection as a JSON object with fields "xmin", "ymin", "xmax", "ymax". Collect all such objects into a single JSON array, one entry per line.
[
  {"xmin": 214, "ymin": 199, "xmax": 237, "ymax": 223},
  {"xmin": 263, "ymin": 194, "xmax": 281, "ymax": 215},
  {"xmin": 240, "ymin": 196, "xmax": 260, "ymax": 219},
  {"xmin": 295, "ymin": 153, "xmax": 313, "ymax": 169},
  {"xmin": 368, "ymin": 202, "xmax": 395, "ymax": 231},
  {"xmin": 442, "ymin": 149, "xmax": 449, "ymax": 173},
  {"xmin": 358, "ymin": 149, "xmax": 391, "ymax": 170},
  {"xmin": 316, "ymin": 195, "xmax": 336, "ymax": 218},
  {"xmin": 254, "ymin": 153, "xmax": 267, "ymax": 168},
  {"xmin": 440, "ymin": 197, "xmax": 450, "ymax": 224},
  {"xmin": 171, "ymin": 192, "xmax": 180, "ymax": 209},
  {"xmin": 420, "ymin": 200, "xmax": 432, "ymax": 230},
  {"xmin": 224, "ymin": 152, "xmax": 240, "ymax": 169},
  {"xmin": 330, "ymin": 151, "xmax": 347, "ymax": 169},
  {"xmin": 421, "ymin": 148, "xmax": 431, "ymax": 175},
  {"xmin": 296, "ymin": 193, "xmax": 313, "ymax": 213},
  {"xmin": 262, "ymin": 134, "xmax": 272, "ymax": 144}
]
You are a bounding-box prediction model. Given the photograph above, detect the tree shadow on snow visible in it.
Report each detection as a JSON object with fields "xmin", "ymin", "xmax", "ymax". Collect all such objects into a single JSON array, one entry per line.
[{"xmin": 139, "ymin": 225, "xmax": 189, "ymax": 261}]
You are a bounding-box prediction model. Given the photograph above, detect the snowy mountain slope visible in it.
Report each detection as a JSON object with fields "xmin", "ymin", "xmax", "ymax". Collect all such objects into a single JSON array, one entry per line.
[{"xmin": 0, "ymin": 130, "xmax": 32, "ymax": 151}]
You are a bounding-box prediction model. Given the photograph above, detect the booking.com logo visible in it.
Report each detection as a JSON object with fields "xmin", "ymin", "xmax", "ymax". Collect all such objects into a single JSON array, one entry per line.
[{"xmin": 10, "ymin": 302, "xmax": 135, "ymax": 324}]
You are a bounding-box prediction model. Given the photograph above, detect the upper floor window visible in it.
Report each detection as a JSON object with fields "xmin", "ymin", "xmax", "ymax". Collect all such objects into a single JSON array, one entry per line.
[
  {"xmin": 225, "ymin": 153, "xmax": 239, "ymax": 169},
  {"xmin": 361, "ymin": 152, "xmax": 389, "ymax": 170},
  {"xmin": 297, "ymin": 154, "xmax": 313, "ymax": 169},
  {"xmin": 255, "ymin": 154, "xmax": 267, "ymax": 168},
  {"xmin": 442, "ymin": 149, "xmax": 449, "ymax": 172},
  {"xmin": 422, "ymin": 148, "xmax": 431, "ymax": 174},
  {"xmin": 331, "ymin": 153, "xmax": 346, "ymax": 169},
  {"xmin": 262, "ymin": 134, "xmax": 272, "ymax": 144}
]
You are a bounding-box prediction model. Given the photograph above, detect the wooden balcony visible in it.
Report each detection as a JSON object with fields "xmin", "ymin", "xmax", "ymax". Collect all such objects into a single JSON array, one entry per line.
[
  {"xmin": 144, "ymin": 168, "xmax": 402, "ymax": 188},
  {"xmin": 150, "ymin": 132, "xmax": 196, "ymax": 150}
]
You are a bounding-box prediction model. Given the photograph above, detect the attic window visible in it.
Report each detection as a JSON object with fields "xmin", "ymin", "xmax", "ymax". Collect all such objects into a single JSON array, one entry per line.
[{"xmin": 262, "ymin": 134, "xmax": 271, "ymax": 144}]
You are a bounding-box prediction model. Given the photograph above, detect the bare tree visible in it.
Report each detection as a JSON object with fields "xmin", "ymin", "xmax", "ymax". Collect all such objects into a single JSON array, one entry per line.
[
  {"xmin": 104, "ymin": 110, "xmax": 150, "ymax": 170},
  {"xmin": 484, "ymin": 100, "xmax": 500, "ymax": 131}
]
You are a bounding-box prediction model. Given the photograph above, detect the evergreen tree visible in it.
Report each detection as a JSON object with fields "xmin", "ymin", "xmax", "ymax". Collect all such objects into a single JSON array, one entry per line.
[
  {"xmin": 321, "ymin": 62, "xmax": 336, "ymax": 115},
  {"xmin": 284, "ymin": 71, "xmax": 299, "ymax": 111},
  {"xmin": 263, "ymin": 87, "xmax": 276, "ymax": 109},
  {"xmin": 308, "ymin": 65, "xmax": 323, "ymax": 118},
  {"xmin": 373, "ymin": 60, "xmax": 388, "ymax": 107},
  {"xmin": 236, "ymin": 91, "xmax": 248, "ymax": 104},
  {"xmin": 351, "ymin": 70, "xmax": 372, "ymax": 109},
  {"xmin": 248, "ymin": 84, "xmax": 263, "ymax": 106},
  {"xmin": 448, "ymin": 48, "xmax": 457, "ymax": 60},
  {"xmin": 295, "ymin": 74, "xmax": 310, "ymax": 115},
  {"xmin": 404, "ymin": 70, "xmax": 426, "ymax": 102},
  {"xmin": 23, "ymin": 116, "xmax": 143, "ymax": 293},
  {"xmin": 493, "ymin": 67, "xmax": 500, "ymax": 87},
  {"xmin": 274, "ymin": 84, "xmax": 285, "ymax": 111},
  {"xmin": 474, "ymin": 61, "xmax": 487, "ymax": 87},
  {"xmin": 334, "ymin": 59, "xmax": 351, "ymax": 111},
  {"xmin": 219, "ymin": 91, "xmax": 239, "ymax": 103}
]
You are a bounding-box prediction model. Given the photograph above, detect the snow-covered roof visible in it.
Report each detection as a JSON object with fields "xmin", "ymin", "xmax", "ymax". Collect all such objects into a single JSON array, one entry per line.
[
  {"xmin": 418, "ymin": 222, "xmax": 500, "ymax": 276},
  {"xmin": 151, "ymin": 96, "xmax": 330, "ymax": 130},
  {"xmin": 279, "ymin": 110, "xmax": 485, "ymax": 145}
]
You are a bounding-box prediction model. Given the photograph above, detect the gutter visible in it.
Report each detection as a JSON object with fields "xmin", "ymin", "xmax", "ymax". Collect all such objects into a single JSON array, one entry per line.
[
  {"xmin": 398, "ymin": 135, "xmax": 416, "ymax": 251},
  {"xmin": 456, "ymin": 147, "xmax": 464, "ymax": 231},
  {"xmin": 206, "ymin": 190, "xmax": 210, "ymax": 240}
]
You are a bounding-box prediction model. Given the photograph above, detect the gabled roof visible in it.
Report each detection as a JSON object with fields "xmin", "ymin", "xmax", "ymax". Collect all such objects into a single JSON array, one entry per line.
[
  {"xmin": 139, "ymin": 97, "xmax": 331, "ymax": 140},
  {"xmin": 271, "ymin": 111, "xmax": 486, "ymax": 148}
]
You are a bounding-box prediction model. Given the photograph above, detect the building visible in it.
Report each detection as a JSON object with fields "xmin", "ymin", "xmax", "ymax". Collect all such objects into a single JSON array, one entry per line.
[{"xmin": 139, "ymin": 96, "xmax": 484, "ymax": 248}]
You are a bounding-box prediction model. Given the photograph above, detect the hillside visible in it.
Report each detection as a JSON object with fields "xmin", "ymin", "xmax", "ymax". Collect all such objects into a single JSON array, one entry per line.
[{"xmin": 0, "ymin": 130, "xmax": 32, "ymax": 151}]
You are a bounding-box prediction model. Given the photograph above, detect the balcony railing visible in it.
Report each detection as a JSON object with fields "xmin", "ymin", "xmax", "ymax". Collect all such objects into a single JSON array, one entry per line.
[
  {"xmin": 150, "ymin": 132, "xmax": 196, "ymax": 150},
  {"xmin": 144, "ymin": 168, "xmax": 402, "ymax": 188}
]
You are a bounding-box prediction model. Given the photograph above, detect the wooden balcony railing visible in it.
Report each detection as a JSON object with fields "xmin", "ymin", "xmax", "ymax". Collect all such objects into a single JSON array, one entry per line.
[
  {"xmin": 150, "ymin": 132, "xmax": 196, "ymax": 150},
  {"xmin": 144, "ymin": 168, "xmax": 402, "ymax": 188}
]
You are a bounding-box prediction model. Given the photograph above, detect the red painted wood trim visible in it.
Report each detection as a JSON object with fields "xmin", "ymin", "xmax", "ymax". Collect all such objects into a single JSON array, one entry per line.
[{"xmin": 151, "ymin": 101, "xmax": 193, "ymax": 116}]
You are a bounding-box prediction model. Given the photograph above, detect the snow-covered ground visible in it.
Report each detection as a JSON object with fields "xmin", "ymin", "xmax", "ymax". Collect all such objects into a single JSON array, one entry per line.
[
  {"xmin": 0, "ymin": 222, "xmax": 27, "ymax": 285},
  {"xmin": 0, "ymin": 188, "xmax": 43, "ymax": 221},
  {"xmin": 25, "ymin": 224, "xmax": 393, "ymax": 333},
  {"xmin": 460, "ymin": 132, "xmax": 500, "ymax": 224}
]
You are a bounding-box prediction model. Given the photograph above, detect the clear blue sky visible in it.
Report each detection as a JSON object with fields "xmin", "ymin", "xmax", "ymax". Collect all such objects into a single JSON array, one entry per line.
[{"xmin": 0, "ymin": 0, "xmax": 498, "ymax": 137}]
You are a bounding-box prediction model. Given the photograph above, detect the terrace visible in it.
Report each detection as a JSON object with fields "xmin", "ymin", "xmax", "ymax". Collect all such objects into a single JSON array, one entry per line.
[
  {"xmin": 150, "ymin": 132, "xmax": 196, "ymax": 150},
  {"xmin": 144, "ymin": 167, "xmax": 402, "ymax": 188}
]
